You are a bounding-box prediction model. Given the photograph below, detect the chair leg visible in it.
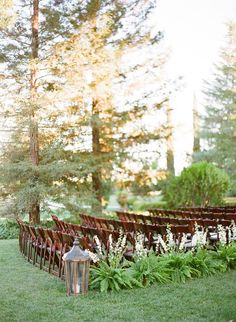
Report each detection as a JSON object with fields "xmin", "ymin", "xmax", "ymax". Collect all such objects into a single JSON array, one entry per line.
[
  {"xmin": 48, "ymin": 243, "xmax": 53, "ymax": 274},
  {"xmin": 27, "ymin": 239, "xmax": 32, "ymax": 262},
  {"xmin": 39, "ymin": 243, "xmax": 44, "ymax": 269},
  {"xmin": 58, "ymin": 244, "xmax": 63, "ymax": 278}
]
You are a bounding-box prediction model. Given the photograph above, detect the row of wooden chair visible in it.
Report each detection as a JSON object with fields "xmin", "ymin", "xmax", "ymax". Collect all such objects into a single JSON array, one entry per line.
[
  {"xmin": 179, "ymin": 206, "xmax": 236, "ymax": 213},
  {"xmin": 17, "ymin": 214, "xmax": 236, "ymax": 279},
  {"xmin": 52, "ymin": 214, "xmax": 236, "ymax": 251},
  {"xmin": 116, "ymin": 211, "xmax": 234, "ymax": 227},
  {"xmin": 16, "ymin": 219, "xmax": 93, "ymax": 278},
  {"xmin": 148, "ymin": 209, "xmax": 236, "ymax": 220},
  {"xmin": 79, "ymin": 213, "xmax": 199, "ymax": 234},
  {"xmin": 52, "ymin": 214, "xmax": 195, "ymax": 250}
]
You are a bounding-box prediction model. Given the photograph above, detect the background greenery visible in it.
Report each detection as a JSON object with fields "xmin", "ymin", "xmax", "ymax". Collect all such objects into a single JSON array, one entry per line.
[{"xmin": 162, "ymin": 162, "xmax": 230, "ymax": 208}]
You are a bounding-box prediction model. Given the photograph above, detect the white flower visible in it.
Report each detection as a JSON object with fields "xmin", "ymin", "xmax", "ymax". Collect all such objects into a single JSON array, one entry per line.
[
  {"xmin": 166, "ymin": 225, "xmax": 176, "ymax": 251},
  {"xmin": 191, "ymin": 223, "xmax": 207, "ymax": 249},
  {"xmin": 156, "ymin": 234, "xmax": 168, "ymax": 253},
  {"xmin": 218, "ymin": 224, "xmax": 227, "ymax": 245},
  {"xmin": 179, "ymin": 233, "xmax": 187, "ymax": 251},
  {"xmin": 94, "ymin": 235, "xmax": 103, "ymax": 256},
  {"xmin": 85, "ymin": 249, "xmax": 100, "ymax": 263},
  {"xmin": 230, "ymin": 220, "xmax": 236, "ymax": 240},
  {"xmin": 108, "ymin": 234, "xmax": 113, "ymax": 252},
  {"xmin": 135, "ymin": 233, "xmax": 148, "ymax": 258}
]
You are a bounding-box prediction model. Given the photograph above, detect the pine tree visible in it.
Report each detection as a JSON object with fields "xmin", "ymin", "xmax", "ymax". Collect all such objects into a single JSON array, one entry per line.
[
  {"xmin": 199, "ymin": 22, "xmax": 236, "ymax": 193},
  {"xmin": 41, "ymin": 11, "xmax": 167, "ymax": 213},
  {"xmin": 0, "ymin": 0, "xmax": 70, "ymax": 221},
  {"xmin": 0, "ymin": 0, "xmax": 168, "ymax": 218}
]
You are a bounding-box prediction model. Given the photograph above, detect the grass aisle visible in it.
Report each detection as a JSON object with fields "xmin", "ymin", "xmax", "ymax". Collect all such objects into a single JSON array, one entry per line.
[{"xmin": 0, "ymin": 240, "xmax": 236, "ymax": 322}]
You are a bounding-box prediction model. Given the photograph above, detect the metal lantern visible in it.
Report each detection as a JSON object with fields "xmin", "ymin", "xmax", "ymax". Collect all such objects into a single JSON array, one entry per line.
[{"xmin": 63, "ymin": 238, "xmax": 90, "ymax": 296}]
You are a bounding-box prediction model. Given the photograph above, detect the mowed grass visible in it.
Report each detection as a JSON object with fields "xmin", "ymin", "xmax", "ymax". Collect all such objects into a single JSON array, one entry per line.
[{"xmin": 0, "ymin": 240, "xmax": 236, "ymax": 322}]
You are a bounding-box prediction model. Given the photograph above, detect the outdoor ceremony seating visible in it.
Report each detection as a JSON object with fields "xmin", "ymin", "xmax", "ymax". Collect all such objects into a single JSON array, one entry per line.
[{"xmin": 16, "ymin": 206, "xmax": 236, "ymax": 280}]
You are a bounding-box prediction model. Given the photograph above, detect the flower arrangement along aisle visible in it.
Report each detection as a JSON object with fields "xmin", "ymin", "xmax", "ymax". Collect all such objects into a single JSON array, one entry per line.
[{"xmin": 86, "ymin": 223, "xmax": 236, "ymax": 292}]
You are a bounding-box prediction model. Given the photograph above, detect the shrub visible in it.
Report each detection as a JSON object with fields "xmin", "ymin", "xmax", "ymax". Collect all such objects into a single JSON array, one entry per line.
[
  {"xmin": 0, "ymin": 220, "xmax": 19, "ymax": 239},
  {"xmin": 87, "ymin": 229, "xmax": 236, "ymax": 292},
  {"xmin": 162, "ymin": 162, "xmax": 230, "ymax": 208}
]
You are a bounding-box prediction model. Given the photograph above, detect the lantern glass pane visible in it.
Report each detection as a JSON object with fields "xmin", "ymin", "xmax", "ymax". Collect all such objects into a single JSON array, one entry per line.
[{"xmin": 66, "ymin": 261, "xmax": 89, "ymax": 295}]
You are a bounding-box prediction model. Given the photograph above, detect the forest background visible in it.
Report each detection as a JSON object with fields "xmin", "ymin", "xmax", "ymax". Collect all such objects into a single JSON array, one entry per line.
[{"xmin": 0, "ymin": 0, "xmax": 235, "ymax": 224}]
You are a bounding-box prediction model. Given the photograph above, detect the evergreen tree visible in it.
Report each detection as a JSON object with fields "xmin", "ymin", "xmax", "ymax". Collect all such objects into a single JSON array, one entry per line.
[
  {"xmin": 0, "ymin": 0, "xmax": 168, "ymax": 218},
  {"xmin": 41, "ymin": 9, "xmax": 167, "ymax": 213},
  {"xmin": 199, "ymin": 22, "xmax": 236, "ymax": 193},
  {"xmin": 0, "ymin": 0, "xmax": 76, "ymax": 221}
]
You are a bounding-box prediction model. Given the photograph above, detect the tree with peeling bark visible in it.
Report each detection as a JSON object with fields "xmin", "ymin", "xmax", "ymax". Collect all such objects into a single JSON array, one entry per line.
[{"xmin": 29, "ymin": 0, "xmax": 40, "ymax": 224}]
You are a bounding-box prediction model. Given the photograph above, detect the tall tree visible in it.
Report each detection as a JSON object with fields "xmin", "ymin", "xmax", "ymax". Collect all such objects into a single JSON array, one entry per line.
[
  {"xmin": 0, "ymin": 0, "xmax": 168, "ymax": 217},
  {"xmin": 29, "ymin": 0, "xmax": 40, "ymax": 223},
  {"xmin": 0, "ymin": 0, "xmax": 68, "ymax": 221},
  {"xmin": 43, "ymin": 15, "xmax": 166, "ymax": 213},
  {"xmin": 199, "ymin": 22, "xmax": 236, "ymax": 193}
]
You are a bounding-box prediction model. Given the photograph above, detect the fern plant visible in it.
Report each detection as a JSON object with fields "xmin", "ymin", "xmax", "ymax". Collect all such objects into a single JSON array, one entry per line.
[
  {"xmin": 89, "ymin": 233, "xmax": 141, "ymax": 292},
  {"xmin": 213, "ymin": 243, "xmax": 236, "ymax": 270},
  {"xmin": 128, "ymin": 253, "xmax": 170, "ymax": 286},
  {"xmin": 160, "ymin": 252, "xmax": 199, "ymax": 283},
  {"xmin": 188, "ymin": 249, "xmax": 226, "ymax": 277},
  {"xmin": 90, "ymin": 261, "xmax": 141, "ymax": 292}
]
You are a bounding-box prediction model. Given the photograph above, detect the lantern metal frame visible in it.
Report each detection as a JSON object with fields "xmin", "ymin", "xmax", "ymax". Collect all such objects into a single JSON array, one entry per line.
[{"xmin": 63, "ymin": 237, "xmax": 90, "ymax": 296}]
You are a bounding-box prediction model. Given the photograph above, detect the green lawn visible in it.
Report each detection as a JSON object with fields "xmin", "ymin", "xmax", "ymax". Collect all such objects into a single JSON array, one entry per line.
[{"xmin": 0, "ymin": 240, "xmax": 236, "ymax": 322}]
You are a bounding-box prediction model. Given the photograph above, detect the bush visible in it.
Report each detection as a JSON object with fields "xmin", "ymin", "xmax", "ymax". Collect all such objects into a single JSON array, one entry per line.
[
  {"xmin": 89, "ymin": 233, "xmax": 141, "ymax": 292},
  {"xmin": 0, "ymin": 220, "xmax": 19, "ymax": 239},
  {"xmin": 162, "ymin": 162, "xmax": 230, "ymax": 208},
  {"xmin": 88, "ymin": 235, "xmax": 236, "ymax": 292},
  {"xmin": 0, "ymin": 218, "xmax": 57, "ymax": 240}
]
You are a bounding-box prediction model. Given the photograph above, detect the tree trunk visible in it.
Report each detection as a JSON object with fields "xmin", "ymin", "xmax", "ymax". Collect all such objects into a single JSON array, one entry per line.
[
  {"xmin": 29, "ymin": 0, "xmax": 40, "ymax": 224},
  {"xmin": 193, "ymin": 93, "xmax": 200, "ymax": 153},
  {"xmin": 166, "ymin": 101, "xmax": 175, "ymax": 176},
  {"xmin": 91, "ymin": 98, "xmax": 103, "ymax": 214}
]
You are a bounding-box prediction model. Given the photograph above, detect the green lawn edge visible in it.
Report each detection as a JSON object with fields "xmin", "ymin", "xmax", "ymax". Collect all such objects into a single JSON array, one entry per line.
[{"xmin": 0, "ymin": 239, "xmax": 236, "ymax": 322}]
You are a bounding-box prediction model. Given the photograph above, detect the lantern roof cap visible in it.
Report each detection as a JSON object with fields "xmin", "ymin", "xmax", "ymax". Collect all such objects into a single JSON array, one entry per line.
[{"xmin": 63, "ymin": 238, "xmax": 90, "ymax": 262}]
